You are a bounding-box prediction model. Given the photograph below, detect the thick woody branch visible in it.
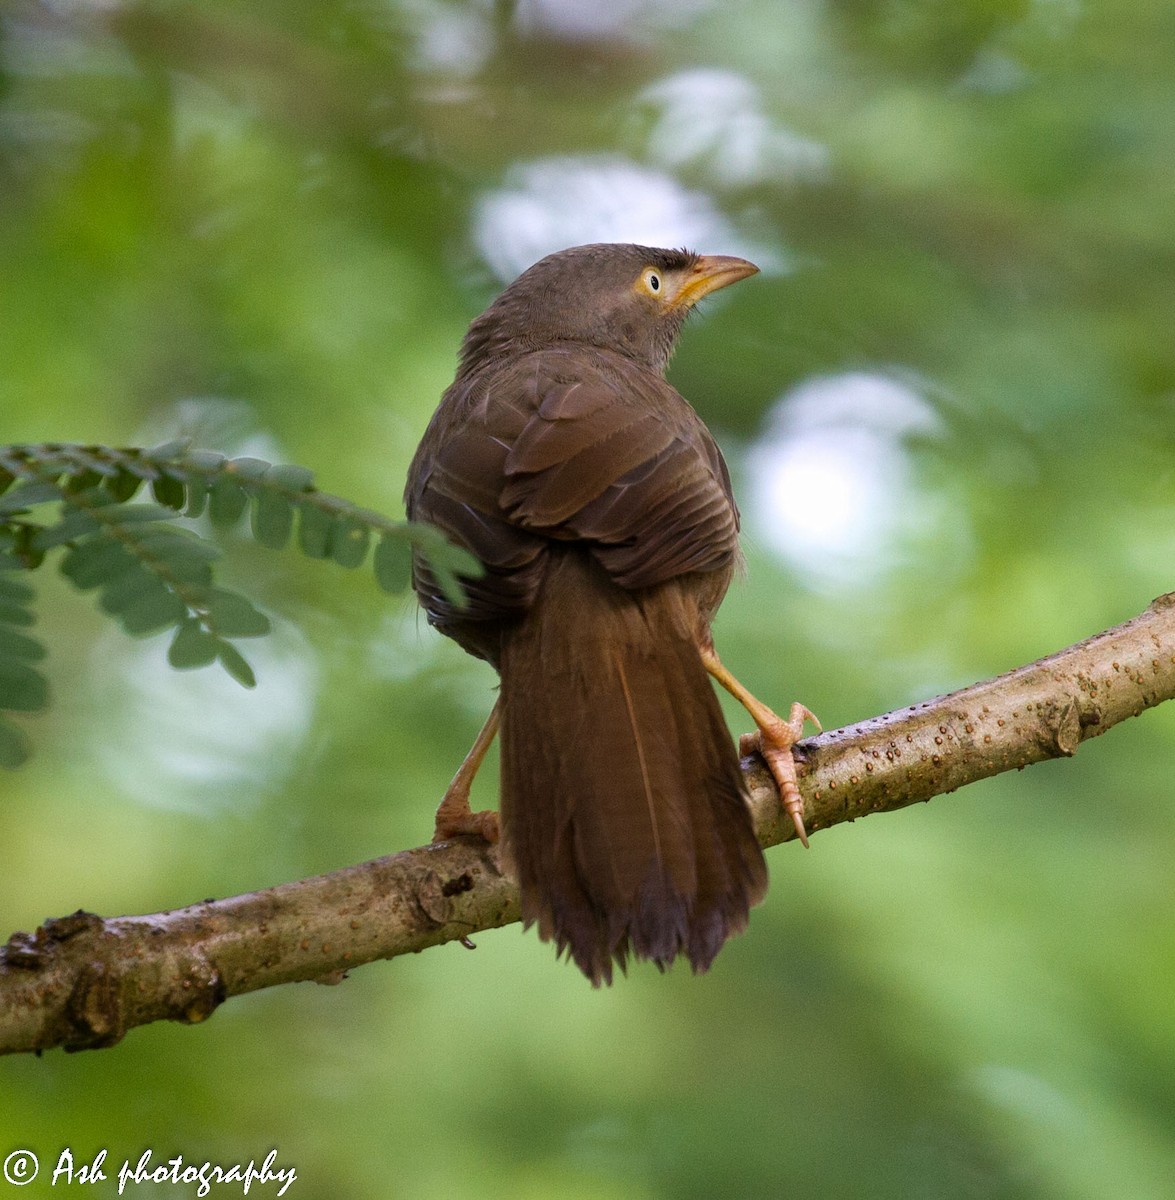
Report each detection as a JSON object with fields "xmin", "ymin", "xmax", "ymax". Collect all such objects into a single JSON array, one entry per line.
[
  {"xmin": 747, "ymin": 591, "xmax": 1175, "ymax": 844},
  {"xmin": 3, "ymin": 593, "xmax": 1174, "ymax": 1055}
]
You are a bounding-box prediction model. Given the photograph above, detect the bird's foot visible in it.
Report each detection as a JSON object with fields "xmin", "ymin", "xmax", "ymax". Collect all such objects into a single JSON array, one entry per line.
[
  {"xmin": 739, "ymin": 702, "xmax": 821, "ymax": 848},
  {"xmin": 431, "ymin": 701, "xmax": 502, "ymax": 844},
  {"xmin": 432, "ymin": 788, "xmax": 500, "ymax": 845}
]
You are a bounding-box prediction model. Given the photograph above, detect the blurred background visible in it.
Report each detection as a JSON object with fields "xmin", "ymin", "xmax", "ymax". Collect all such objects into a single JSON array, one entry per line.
[{"xmin": 2, "ymin": 0, "xmax": 1174, "ymax": 1196}]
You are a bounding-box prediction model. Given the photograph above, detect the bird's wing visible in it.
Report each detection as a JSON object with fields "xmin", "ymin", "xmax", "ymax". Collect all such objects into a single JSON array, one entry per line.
[
  {"xmin": 412, "ymin": 345, "xmax": 739, "ymax": 638},
  {"xmin": 418, "ymin": 347, "xmax": 739, "ymax": 600}
]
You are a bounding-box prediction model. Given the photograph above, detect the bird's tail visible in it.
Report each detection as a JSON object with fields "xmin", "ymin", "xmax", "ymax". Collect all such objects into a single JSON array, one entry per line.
[{"xmin": 498, "ymin": 550, "xmax": 768, "ymax": 985}]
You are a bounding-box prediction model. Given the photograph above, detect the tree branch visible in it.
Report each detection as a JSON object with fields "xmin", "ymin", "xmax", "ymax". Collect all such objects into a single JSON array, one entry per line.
[{"xmin": 4, "ymin": 593, "xmax": 1174, "ymax": 1055}]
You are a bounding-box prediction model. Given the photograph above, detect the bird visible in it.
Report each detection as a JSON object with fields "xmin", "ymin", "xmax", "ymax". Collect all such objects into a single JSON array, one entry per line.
[{"xmin": 404, "ymin": 243, "xmax": 816, "ymax": 984}]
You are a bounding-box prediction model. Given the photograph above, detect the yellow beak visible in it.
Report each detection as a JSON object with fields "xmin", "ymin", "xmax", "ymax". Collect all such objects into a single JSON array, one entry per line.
[{"xmin": 670, "ymin": 255, "xmax": 759, "ymax": 309}]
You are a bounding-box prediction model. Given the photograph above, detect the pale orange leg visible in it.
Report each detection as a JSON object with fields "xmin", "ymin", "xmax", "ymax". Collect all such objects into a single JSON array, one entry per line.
[
  {"xmin": 700, "ymin": 646, "xmax": 820, "ymax": 848},
  {"xmin": 432, "ymin": 699, "xmax": 501, "ymax": 844}
]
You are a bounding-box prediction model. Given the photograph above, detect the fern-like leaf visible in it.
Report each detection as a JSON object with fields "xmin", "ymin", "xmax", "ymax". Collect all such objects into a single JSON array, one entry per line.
[
  {"xmin": 0, "ymin": 543, "xmax": 47, "ymax": 768},
  {"xmin": 0, "ymin": 441, "xmax": 484, "ymax": 766}
]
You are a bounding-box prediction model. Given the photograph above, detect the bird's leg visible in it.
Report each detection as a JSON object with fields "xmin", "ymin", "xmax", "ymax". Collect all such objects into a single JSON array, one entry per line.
[
  {"xmin": 432, "ymin": 698, "xmax": 501, "ymax": 844},
  {"xmin": 699, "ymin": 646, "xmax": 820, "ymax": 848}
]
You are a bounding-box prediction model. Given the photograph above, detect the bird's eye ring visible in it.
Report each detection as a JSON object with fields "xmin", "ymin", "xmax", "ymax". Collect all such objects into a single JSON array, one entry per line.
[{"xmin": 644, "ymin": 269, "xmax": 661, "ymax": 294}]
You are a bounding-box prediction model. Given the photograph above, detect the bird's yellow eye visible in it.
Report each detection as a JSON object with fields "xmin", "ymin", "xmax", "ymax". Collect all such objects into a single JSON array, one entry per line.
[{"xmin": 642, "ymin": 268, "xmax": 662, "ymax": 295}]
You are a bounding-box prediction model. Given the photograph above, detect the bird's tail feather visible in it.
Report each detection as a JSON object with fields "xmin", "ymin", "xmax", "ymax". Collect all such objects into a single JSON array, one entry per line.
[{"xmin": 499, "ymin": 550, "xmax": 767, "ymax": 985}]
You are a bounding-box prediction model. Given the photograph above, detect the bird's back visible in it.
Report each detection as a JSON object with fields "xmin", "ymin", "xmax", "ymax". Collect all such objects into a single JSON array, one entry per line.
[{"xmin": 405, "ymin": 343, "xmax": 741, "ymax": 662}]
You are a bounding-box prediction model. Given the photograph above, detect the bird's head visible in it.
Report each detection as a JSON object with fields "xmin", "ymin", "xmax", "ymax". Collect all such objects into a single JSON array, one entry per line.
[{"xmin": 459, "ymin": 243, "xmax": 759, "ymax": 375}]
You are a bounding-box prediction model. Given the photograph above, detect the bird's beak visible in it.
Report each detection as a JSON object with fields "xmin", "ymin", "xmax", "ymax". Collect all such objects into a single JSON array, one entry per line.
[{"xmin": 671, "ymin": 255, "xmax": 759, "ymax": 310}]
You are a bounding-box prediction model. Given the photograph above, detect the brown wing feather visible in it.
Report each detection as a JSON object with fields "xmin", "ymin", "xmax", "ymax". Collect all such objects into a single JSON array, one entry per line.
[{"xmin": 405, "ymin": 345, "xmax": 740, "ymax": 654}]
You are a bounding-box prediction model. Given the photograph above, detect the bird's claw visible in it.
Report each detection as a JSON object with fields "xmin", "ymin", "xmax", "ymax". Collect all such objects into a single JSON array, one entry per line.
[
  {"xmin": 739, "ymin": 702, "xmax": 820, "ymax": 848},
  {"xmin": 432, "ymin": 796, "xmax": 501, "ymax": 845}
]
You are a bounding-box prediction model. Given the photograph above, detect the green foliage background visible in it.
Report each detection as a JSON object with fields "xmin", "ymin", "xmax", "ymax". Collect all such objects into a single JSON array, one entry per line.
[{"xmin": 1, "ymin": 1, "xmax": 1173, "ymax": 1196}]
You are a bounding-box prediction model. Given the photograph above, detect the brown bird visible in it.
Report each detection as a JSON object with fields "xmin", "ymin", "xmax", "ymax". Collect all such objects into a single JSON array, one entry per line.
[{"xmin": 405, "ymin": 243, "xmax": 816, "ymax": 984}]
